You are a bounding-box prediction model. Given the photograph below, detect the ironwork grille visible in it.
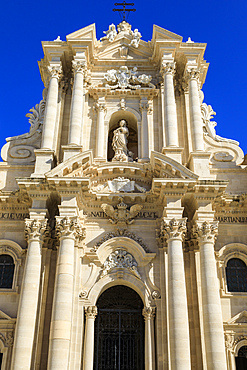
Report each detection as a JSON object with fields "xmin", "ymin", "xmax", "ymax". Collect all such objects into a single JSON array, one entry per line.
[
  {"xmin": 0, "ymin": 254, "xmax": 14, "ymax": 289},
  {"xmin": 236, "ymin": 346, "xmax": 247, "ymax": 369},
  {"xmin": 226, "ymin": 258, "xmax": 247, "ymax": 292},
  {"xmin": 94, "ymin": 285, "xmax": 144, "ymax": 370}
]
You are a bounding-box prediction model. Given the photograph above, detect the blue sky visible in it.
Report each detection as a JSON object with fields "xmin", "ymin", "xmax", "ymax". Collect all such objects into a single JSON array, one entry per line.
[{"xmin": 0, "ymin": 0, "xmax": 246, "ymax": 156}]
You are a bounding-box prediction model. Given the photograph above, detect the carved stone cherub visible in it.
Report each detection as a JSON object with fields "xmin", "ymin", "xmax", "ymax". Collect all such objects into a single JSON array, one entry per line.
[{"xmin": 100, "ymin": 24, "xmax": 117, "ymax": 43}]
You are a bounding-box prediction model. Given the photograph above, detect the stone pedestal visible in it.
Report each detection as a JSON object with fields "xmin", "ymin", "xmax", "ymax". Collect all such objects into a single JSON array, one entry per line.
[
  {"xmin": 32, "ymin": 149, "xmax": 55, "ymax": 177},
  {"xmin": 188, "ymin": 152, "xmax": 211, "ymax": 178}
]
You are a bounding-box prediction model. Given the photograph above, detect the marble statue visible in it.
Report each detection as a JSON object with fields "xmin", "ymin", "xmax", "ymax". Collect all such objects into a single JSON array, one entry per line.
[
  {"xmin": 100, "ymin": 24, "xmax": 117, "ymax": 43},
  {"xmin": 130, "ymin": 28, "xmax": 142, "ymax": 48},
  {"xmin": 104, "ymin": 66, "xmax": 154, "ymax": 89},
  {"xmin": 112, "ymin": 120, "xmax": 133, "ymax": 162}
]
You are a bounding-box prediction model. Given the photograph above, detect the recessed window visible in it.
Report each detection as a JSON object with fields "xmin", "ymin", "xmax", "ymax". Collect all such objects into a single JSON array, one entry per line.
[
  {"xmin": 0, "ymin": 254, "xmax": 15, "ymax": 289},
  {"xmin": 226, "ymin": 258, "xmax": 247, "ymax": 292}
]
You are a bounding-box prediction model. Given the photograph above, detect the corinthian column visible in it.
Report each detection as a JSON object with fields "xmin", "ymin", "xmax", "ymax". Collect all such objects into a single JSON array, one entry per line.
[
  {"xmin": 193, "ymin": 221, "xmax": 227, "ymax": 370},
  {"xmin": 162, "ymin": 218, "xmax": 191, "ymax": 370},
  {"xmin": 95, "ymin": 98, "xmax": 106, "ymax": 159},
  {"xmin": 83, "ymin": 306, "xmax": 97, "ymax": 370},
  {"xmin": 139, "ymin": 100, "xmax": 149, "ymax": 161},
  {"xmin": 41, "ymin": 65, "xmax": 63, "ymax": 150},
  {"xmin": 11, "ymin": 219, "xmax": 48, "ymax": 370},
  {"xmin": 185, "ymin": 68, "xmax": 204, "ymax": 152},
  {"xmin": 160, "ymin": 62, "xmax": 178, "ymax": 147},
  {"xmin": 68, "ymin": 59, "xmax": 87, "ymax": 146},
  {"xmin": 47, "ymin": 217, "xmax": 84, "ymax": 370},
  {"xmin": 142, "ymin": 307, "xmax": 156, "ymax": 370}
]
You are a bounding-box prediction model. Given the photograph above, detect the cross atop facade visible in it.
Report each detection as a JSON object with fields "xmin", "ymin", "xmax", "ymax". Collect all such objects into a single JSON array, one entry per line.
[{"xmin": 113, "ymin": 1, "xmax": 136, "ymax": 21}]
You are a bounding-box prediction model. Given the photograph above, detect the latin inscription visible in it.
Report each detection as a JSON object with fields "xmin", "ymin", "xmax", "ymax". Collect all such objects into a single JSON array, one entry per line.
[
  {"xmin": 85, "ymin": 211, "xmax": 158, "ymax": 219},
  {"xmin": 0, "ymin": 212, "xmax": 29, "ymax": 220},
  {"xmin": 216, "ymin": 216, "xmax": 247, "ymax": 223}
]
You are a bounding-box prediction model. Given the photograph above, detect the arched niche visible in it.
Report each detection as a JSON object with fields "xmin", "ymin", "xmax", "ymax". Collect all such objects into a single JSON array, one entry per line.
[{"xmin": 107, "ymin": 110, "xmax": 138, "ymax": 161}]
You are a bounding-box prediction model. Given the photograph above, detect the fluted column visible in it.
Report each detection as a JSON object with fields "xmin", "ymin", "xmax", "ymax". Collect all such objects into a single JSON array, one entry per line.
[
  {"xmin": 139, "ymin": 100, "xmax": 149, "ymax": 161},
  {"xmin": 68, "ymin": 59, "xmax": 87, "ymax": 146},
  {"xmin": 41, "ymin": 65, "xmax": 62, "ymax": 150},
  {"xmin": 161, "ymin": 62, "xmax": 178, "ymax": 147},
  {"xmin": 83, "ymin": 306, "xmax": 97, "ymax": 370},
  {"xmin": 185, "ymin": 68, "xmax": 204, "ymax": 152},
  {"xmin": 162, "ymin": 218, "xmax": 191, "ymax": 370},
  {"xmin": 142, "ymin": 307, "xmax": 156, "ymax": 370},
  {"xmin": 193, "ymin": 221, "xmax": 227, "ymax": 370},
  {"xmin": 47, "ymin": 217, "xmax": 84, "ymax": 370},
  {"xmin": 11, "ymin": 219, "xmax": 48, "ymax": 370},
  {"xmin": 95, "ymin": 98, "xmax": 106, "ymax": 158}
]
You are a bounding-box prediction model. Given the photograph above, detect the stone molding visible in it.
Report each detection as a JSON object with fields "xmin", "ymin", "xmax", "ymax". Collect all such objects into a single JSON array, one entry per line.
[
  {"xmin": 142, "ymin": 306, "xmax": 156, "ymax": 320},
  {"xmin": 192, "ymin": 221, "xmax": 218, "ymax": 243},
  {"xmin": 25, "ymin": 219, "xmax": 49, "ymax": 243},
  {"xmin": 160, "ymin": 217, "xmax": 187, "ymax": 241},
  {"xmin": 85, "ymin": 306, "xmax": 97, "ymax": 319},
  {"xmin": 56, "ymin": 216, "xmax": 85, "ymax": 241}
]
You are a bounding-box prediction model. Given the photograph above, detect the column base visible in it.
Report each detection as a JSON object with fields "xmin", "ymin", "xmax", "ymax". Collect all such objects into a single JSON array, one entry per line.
[
  {"xmin": 94, "ymin": 157, "xmax": 106, "ymax": 164},
  {"xmin": 62, "ymin": 145, "xmax": 83, "ymax": 162},
  {"xmin": 138, "ymin": 158, "xmax": 150, "ymax": 163},
  {"xmin": 188, "ymin": 152, "xmax": 211, "ymax": 178},
  {"xmin": 162, "ymin": 147, "xmax": 183, "ymax": 164},
  {"xmin": 31, "ymin": 149, "xmax": 55, "ymax": 177}
]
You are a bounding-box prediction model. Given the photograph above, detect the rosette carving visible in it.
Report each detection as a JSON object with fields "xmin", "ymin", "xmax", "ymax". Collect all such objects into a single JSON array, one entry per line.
[
  {"xmin": 85, "ymin": 306, "xmax": 97, "ymax": 319},
  {"xmin": 160, "ymin": 218, "xmax": 187, "ymax": 241},
  {"xmin": 25, "ymin": 219, "xmax": 49, "ymax": 242},
  {"xmin": 56, "ymin": 216, "xmax": 85, "ymax": 241},
  {"xmin": 192, "ymin": 221, "xmax": 218, "ymax": 243}
]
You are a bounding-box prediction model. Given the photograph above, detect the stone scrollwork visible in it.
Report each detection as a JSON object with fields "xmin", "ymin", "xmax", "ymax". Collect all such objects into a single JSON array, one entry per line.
[
  {"xmin": 56, "ymin": 216, "xmax": 86, "ymax": 241},
  {"xmin": 100, "ymin": 248, "xmax": 141, "ymax": 279},
  {"xmin": 104, "ymin": 66, "xmax": 154, "ymax": 89},
  {"xmin": 101, "ymin": 197, "xmax": 143, "ymax": 227},
  {"xmin": 1, "ymin": 91, "xmax": 46, "ymax": 164},
  {"xmin": 25, "ymin": 219, "xmax": 49, "ymax": 243},
  {"xmin": 192, "ymin": 221, "xmax": 218, "ymax": 243},
  {"xmin": 85, "ymin": 306, "xmax": 97, "ymax": 319},
  {"xmin": 160, "ymin": 218, "xmax": 187, "ymax": 241}
]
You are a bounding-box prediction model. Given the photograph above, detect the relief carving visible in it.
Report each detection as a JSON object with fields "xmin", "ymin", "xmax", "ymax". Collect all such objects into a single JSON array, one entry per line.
[
  {"xmin": 104, "ymin": 66, "xmax": 154, "ymax": 89},
  {"xmin": 101, "ymin": 197, "xmax": 143, "ymax": 227}
]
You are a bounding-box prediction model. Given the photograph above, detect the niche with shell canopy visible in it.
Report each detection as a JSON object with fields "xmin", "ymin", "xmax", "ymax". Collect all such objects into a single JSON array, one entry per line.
[{"xmin": 107, "ymin": 110, "xmax": 138, "ymax": 161}]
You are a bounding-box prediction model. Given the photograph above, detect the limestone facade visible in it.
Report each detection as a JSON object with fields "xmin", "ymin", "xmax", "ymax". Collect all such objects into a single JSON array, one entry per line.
[{"xmin": 0, "ymin": 20, "xmax": 247, "ymax": 370}]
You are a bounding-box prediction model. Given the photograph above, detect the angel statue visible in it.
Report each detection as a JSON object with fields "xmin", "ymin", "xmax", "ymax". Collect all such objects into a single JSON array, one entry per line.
[
  {"xmin": 101, "ymin": 198, "xmax": 143, "ymax": 226},
  {"xmin": 100, "ymin": 24, "xmax": 117, "ymax": 43},
  {"xmin": 130, "ymin": 29, "xmax": 142, "ymax": 48},
  {"xmin": 112, "ymin": 120, "xmax": 133, "ymax": 162}
]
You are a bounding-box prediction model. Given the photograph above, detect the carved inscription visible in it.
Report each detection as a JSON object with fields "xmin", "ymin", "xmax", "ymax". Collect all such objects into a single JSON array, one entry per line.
[
  {"xmin": 85, "ymin": 210, "xmax": 158, "ymax": 219},
  {"xmin": 0, "ymin": 212, "xmax": 29, "ymax": 220},
  {"xmin": 216, "ymin": 216, "xmax": 247, "ymax": 223}
]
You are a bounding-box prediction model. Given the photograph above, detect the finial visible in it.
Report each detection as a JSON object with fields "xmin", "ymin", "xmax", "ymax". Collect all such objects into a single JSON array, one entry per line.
[{"xmin": 113, "ymin": 1, "xmax": 136, "ymax": 21}]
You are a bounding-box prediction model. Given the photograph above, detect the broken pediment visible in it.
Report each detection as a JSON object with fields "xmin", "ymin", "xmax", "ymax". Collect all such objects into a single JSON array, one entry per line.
[
  {"xmin": 152, "ymin": 25, "xmax": 183, "ymax": 42},
  {"xmin": 0, "ymin": 310, "xmax": 15, "ymax": 322},
  {"xmin": 226, "ymin": 311, "xmax": 247, "ymax": 325},
  {"xmin": 66, "ymin": 23, "xmax": 97, "ymax": 41}
]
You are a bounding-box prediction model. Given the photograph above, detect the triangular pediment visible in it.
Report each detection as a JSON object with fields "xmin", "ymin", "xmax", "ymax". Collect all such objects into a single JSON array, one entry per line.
[
  {"xmin": 152, "ymin": 25, "xmax": 183, "ymax": 42},
  {"xmin": 66, "ymin": 24, "xmax": 97, "ymax": 41},
  {"xmin": 227, "ymin": 311, "xmax": 247, "ymax": 325},
  {"xmin": 0, "ymin": 310, "xmax": 14, "ymax": 321}
]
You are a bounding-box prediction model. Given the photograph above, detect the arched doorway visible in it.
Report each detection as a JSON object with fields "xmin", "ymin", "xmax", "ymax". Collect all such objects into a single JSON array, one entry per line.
[
  {"xmin": 236, "ymin": 345, "xmax": 247, "ymax": 369},
  {"xmin": 94, "ymin": 285, "xmax": 144, "ymax": 370}
]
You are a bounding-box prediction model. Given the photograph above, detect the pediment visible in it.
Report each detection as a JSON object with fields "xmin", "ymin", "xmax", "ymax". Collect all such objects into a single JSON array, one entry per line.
[
  {"xmin": 152, "ymin": 25, "xmax": 183, "ymax": 42},
  {"xmin": 0, "ymin": 310, "xmax": 14, "ymax": 322},
  {"xmin": 227, "ymin": 311, "xmax": 247, "ymax": 325},
  {"xmin": 66, "ymin": 24, "xmax": 97, "ymax": 41},
  {"xmin": 150, "ymin": 151, "xmax": 198, "ymax": 180}
]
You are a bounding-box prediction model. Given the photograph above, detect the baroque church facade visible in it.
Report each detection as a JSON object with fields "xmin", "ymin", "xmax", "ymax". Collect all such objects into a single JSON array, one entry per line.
[{"xmin": 0, "ymin": 19, "xmax": 247, "ymax": 370}]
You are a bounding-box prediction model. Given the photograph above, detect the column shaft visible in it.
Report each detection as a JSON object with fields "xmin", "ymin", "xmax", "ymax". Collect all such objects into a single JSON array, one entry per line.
[
  {"xmin": 162, "ymin": 64, "xmax": 178, "ymax": 147},
  {"xmin": 143, "ymin": 307, "xmax": 155, "ymax": 370},
  {"xmin": 11, "ymin": 219, "xmax": 47, "ymax": 370},
  {"xmin": 83, "ymin": 306, "xmax": 97, "ymax": 370},
  {"xmin": 95, "ymin": 102, "xmax": 105, "ymax": 158},
  {"xmin": 42, "ymin": 66, "xmax": 62, "ymax": 149},
  {"xmin": 187, "ymin": 69, "xmax": 204, "ymax": 151},
  {"xmin": 69, "ymin": 62, "xmax": 85, "ymax": 145},
  {"xmin": 140, "ymin": 102, "xmax": 149, "ymax": 160}
]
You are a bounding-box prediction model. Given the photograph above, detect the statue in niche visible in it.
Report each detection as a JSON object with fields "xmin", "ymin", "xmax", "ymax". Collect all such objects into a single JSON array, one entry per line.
[{"xmin": 112, "ymin": 120, "xmax": 133, "ymax": 162}]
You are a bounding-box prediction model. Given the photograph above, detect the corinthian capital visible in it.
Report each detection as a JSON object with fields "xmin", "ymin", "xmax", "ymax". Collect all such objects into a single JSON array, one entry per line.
[
  {"xmin": 25, "ymin": 219, "xmax": 49, "ymax": 242},
  {"xmin": 72, "ymin": 59, "xmax": 87, "ymax": 74},
  {"xmin": 185, "ymin": 67, "xmax": 200, "ymax": 82},
  {"xmin": 47, "ymin": 65, "xmax": 63, "ymax": 80},
  {"xmin": 142, "ymin": 306, "xmax": 155, "ymax": 320},
  {"xmin": 192, "ymin": 221, "xmax": 218, "ymax": 243},
  {"xmin": 161, "ymin": 217, "xmax": 187, "ymax": 241},
  {"xmin": 85, "ymin": 306, "xmax": 97, "ymax": 319},
  {"xmin": 139, "ymin": 102, "xmax": 149, "ymax": 113},
  {"xmin": 95, "ymin": 102, "xmax": 106, "ymax": 112},
  {"xmin": 160, "ymin": 61, "xmax": 176, "ymax": 77},
  {"xmin": 56, "ymin": 216, "xmax": 85, "ymax": 241}
]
